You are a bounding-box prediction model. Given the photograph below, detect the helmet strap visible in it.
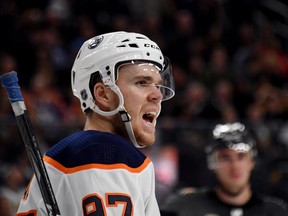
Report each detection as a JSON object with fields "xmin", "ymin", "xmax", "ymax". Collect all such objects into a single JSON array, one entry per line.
[
  {"xmin": 90, "ymin": 84, "xmax": 143, "ymax": 148},
  {"xmin": 112, "ymin": 85, "xmax": 143, "ymax": 148},
  {"xmin": 119, "ymin": 109, "xmax": 144, "ymax": 148}
]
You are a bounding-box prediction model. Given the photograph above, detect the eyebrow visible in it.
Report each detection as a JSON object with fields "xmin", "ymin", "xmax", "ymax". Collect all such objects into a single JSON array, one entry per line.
[{"xmin": 135, "ymin": 75, "xmax": 164, "ymax": 85}]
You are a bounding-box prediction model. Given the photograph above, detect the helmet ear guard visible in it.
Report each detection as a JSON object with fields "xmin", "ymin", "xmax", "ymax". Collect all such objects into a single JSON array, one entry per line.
[{"xmin": 206, "ymin": 122, "xmax": 257, "ymax": 170}]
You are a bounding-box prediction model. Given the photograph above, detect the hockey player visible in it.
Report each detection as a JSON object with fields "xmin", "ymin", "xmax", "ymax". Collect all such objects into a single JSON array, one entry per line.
[
  {"xmin": 17, "ymin": 31, "xmax": 175, "ymax": 215},
  {"xmin": 160, "ymin": 122, "xmax": 288, "ymax": 216}
]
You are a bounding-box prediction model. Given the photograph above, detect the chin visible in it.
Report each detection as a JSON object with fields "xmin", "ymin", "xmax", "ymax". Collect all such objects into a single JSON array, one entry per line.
[
  {"xmin": 136, "ymin": 135, "xmax": 155, "ymax": 147},
  {"xmin": 132, "ymin": 124, "xmax": 153, "ymax": 142}
]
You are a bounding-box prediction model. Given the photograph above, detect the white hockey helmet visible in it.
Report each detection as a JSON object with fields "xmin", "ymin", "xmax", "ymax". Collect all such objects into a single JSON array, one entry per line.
[{"xmin": 71, "ymin": 31, "xmax": 175, "ymax": 115}]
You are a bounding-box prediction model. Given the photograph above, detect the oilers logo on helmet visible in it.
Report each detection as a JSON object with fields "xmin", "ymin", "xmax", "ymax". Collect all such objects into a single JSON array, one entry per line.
[{"xmin": 88, "ymin": 35, "xmax": 104, "ymax": 49}]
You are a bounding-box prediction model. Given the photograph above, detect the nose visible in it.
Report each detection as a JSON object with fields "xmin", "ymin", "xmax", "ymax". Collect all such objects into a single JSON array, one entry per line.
[
  {"xmin": 229, "ymin": 157, "xmax": 243, "ymax": 170},
  {"xmin": 148, "ymin": 85, "xmax": 163, "ymax": 102}
]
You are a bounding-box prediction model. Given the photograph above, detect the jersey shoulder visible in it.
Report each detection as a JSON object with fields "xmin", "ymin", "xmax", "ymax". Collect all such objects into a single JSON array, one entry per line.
[
  {"xmin": 260, "ymin": 194, "xmax": 288, "ymax": 211},
  {"xmin": 160, "ymin": 187, "xmax": 210, "ymax": 213},
  {"xmin": 45, "ymin": 130, "xmax": 148, "ymax": 169}
]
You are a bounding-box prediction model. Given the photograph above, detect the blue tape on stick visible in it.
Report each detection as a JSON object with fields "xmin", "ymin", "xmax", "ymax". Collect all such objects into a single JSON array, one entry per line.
[{"xmin": 0, "ymin": 71, "xmax": 24, "ymax": 102}]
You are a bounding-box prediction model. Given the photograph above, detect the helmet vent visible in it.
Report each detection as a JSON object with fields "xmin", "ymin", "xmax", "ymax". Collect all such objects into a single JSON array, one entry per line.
[
  {"xmin": 80, "ymin": 89, "xmax": 88, "ymax": 100},
  {"xmin": 136, "ymin": 36, "xmax": 146, "ymax": 39},
  {"xmin": 128, "ymin": 43, "xmax": 138, "ymax": 48},
  {"xmin": 72, "ymin": 71, "xmax": 76, "ymax": 84},
  {"xmin": 122, "ymin": 39, "xmax": 130, "ymax": 42},
  {"xmin": 117, "ymin": 45, "xmax": 126, "ymax": 48}
]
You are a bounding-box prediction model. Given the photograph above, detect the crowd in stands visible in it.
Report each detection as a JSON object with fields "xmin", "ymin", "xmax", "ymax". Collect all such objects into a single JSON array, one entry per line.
[{"xmin": 1, "ymin": 0, "xmax": 288, "ymax": 214}]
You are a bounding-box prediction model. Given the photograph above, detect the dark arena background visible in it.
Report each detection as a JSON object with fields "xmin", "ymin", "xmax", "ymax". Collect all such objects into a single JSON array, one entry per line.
[{"xmin": 0, "ymin": 0, "xmax": 288, "ymax": 214}]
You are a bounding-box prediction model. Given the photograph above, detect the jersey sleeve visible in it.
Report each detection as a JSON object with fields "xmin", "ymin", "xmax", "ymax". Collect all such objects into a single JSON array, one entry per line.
[
  {"xmin": 16, "ymin": 176, "xmax": 48, "ymax": 216},
  {"xmin": 142, "ymin": 162, "xmax": 161, "ymax": 215}
]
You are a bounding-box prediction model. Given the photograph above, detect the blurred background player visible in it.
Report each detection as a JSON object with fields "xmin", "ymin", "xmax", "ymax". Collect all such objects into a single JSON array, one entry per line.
[
  {"xmin": 16, "ymin": 31, "xmax": 175, "ymax": 216},
  {"xmin": 160, "ymin": 122, "xmax": 288, "ymax": 216}
]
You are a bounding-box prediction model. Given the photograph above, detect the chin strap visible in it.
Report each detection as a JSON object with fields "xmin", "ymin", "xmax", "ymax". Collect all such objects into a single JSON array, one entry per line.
[
  {"xmin": 89, "ymin": 83, "xmax": 144, "ymax": 148},
  {"xmin": 119, "ymin": 109, "xmax": 144, "ymax": 148}
]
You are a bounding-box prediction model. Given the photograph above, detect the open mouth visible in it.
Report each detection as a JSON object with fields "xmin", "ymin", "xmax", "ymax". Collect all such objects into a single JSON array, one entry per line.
[{"xmin": 143, "ymin": 112, "xmax": 156, "ymax": 124}]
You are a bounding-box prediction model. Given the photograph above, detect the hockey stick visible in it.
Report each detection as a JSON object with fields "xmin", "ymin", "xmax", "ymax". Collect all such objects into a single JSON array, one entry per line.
[{"xmin": 0, "ymin": 71, "xmax": 60, "ymax": 216}]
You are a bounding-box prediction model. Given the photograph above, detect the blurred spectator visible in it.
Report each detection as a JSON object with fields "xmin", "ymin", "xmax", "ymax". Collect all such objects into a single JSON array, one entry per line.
[
  {"xmin": 177, "ymin": 81, "xmax": 208, "ymax": 121},
  {"xmin": 0, "ymin": 53, "xmax": 17, "ymax": 75},
  {"xmin": 0, "ymin": 164, "xmax": 26, "ymax": 215},
  {"xmin": 160, "ymin": 122, "xmax": 288, "ymax": 216},
  {"xmin": 204, "ymin": 45, "xmax": 230, "ymax": 89},
  {"xmin": 0, "ymin": 196, "xmax": 12, "ymax": 216},
  {"xmin": 200, "ymin": 79, "xmax": 238, "ymax": 121}
]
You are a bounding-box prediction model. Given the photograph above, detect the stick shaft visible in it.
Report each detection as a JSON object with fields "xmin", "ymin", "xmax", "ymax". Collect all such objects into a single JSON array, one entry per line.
[{"xmin": 0, "ymin": 71, "xmax": 60, "ymax": 216}]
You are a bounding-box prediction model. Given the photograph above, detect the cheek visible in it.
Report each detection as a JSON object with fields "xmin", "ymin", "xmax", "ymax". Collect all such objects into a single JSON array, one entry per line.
[
  {"xmin": 214, "ymin": 167, "xmax": 228, "ymax": 178},
  {"xmin": 215, "ymin": 171, "xmax": 228, "ymax": 183},
  {"xmin": 121, "ymin": 87, "xmax": 144, "ymax": 110},
  {"xmin": 246, "ymin": 161, "xmax": 254, "ymax": 174},
  {"xmin": 126, "ymin": 100, "xmax": 142, "ymax": 118}
]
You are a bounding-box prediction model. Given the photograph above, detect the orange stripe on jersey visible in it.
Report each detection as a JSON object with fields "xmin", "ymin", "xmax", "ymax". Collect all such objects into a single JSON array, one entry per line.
[
  {"xmin": 43, "ymin": 155, "xmax": 151, "ymax": 174},
  {"xmin": 22, "ymin": 178, "xmax": 33, "ymax": 200},
  {"xmin": 16, "ymin": 209, "xmax": 37, "ymax": 216}
]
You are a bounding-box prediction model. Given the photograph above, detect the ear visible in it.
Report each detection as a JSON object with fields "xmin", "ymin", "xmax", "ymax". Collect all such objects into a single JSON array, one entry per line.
[{"xmin": 93, "ymin": 83, "xmax": 114, "ymax": 109}]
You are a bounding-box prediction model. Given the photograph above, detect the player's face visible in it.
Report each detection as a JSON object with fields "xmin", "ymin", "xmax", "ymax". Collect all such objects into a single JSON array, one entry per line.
[
  {"xmin": 214, "ymin": 148, "xmax": 254, "ymax": 195},
  {"xmin": 115, "ymin": 63, "xmax": 163, "ymax": 146}
]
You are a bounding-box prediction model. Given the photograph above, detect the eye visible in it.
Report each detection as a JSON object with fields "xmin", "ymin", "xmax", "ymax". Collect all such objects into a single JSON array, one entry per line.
[
  {"xmin": 219, "ymin": 154, "xmax": 231, "ymax": 163},
  {"xmin": 238, "ymin": 153, "xmax": 248, "ymax": 161},
  {"xmin": 136, "ymin": 80, "xmax": 149, "ymax": 87},
  {"xmin": 155, "ymin": 84, "xmax": 161, "ymax": 90}
]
